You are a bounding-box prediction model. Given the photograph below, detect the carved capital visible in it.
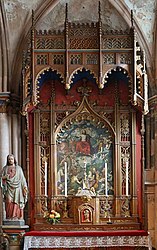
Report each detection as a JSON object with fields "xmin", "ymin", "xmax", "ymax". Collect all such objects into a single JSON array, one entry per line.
[{"xmin": 0, "ymin": 92, "xmax": 10, "ymax": 113}]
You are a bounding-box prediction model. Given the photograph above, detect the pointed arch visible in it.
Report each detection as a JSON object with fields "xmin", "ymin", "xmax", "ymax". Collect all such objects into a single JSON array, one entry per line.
[
  {"xmin": 102, "ymin": 66, "xmax": 132, "ymax": 103},
  {"xmin": 55, "ymin": 96, "xmax": 115, "ymax": 137},
  {"xmin": 55, "ymin": 96, "xmax": 115, "ymax": 196},
  {"xmin": 34, "ymin": 67, "xmax": 64, "ymax": 104},
  {"xmin": 103, "ymin": 66, "xmax": 132, "ymax": 85},
  {"xmin": 68, "ymin": 67, "xmax": 98, "ymax": 89}
]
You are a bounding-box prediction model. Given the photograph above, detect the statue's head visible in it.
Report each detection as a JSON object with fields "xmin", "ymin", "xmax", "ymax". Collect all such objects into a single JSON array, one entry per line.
[{"xmin": 7, "ymin": 154, "xmax": 17, "ymax": 165}]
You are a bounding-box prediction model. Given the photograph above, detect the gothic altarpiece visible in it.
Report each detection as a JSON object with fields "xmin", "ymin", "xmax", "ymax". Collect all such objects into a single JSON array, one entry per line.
[{"xmin": 22, "ymin": 4, "xmax": 149, "ymax": 232}]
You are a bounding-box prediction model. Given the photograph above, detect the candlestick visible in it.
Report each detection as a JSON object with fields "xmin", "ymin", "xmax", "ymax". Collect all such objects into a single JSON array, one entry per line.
[
  {"xmin": 105, "ymin": 162, "xmax": 108, "ymax": 196},
  {"xmin": 45, "ymin": 161, "xmax": 47, "ymax": 196},
  {"xmin": 65, "ymin": 162, "xmax": 67, "ymax": 196},
  {"xmin": 126, "ymin": 161, "xmax": 129, "ymax": 196}
]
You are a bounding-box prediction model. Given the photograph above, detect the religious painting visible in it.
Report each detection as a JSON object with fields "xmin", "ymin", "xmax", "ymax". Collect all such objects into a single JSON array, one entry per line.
[
  {"xmin": 57, "ymin": 120, "xmax": 114, "ymax": 196},
  {"xmin": 81, "ymin": 208, "xmax": 92, "ymax": 223}
]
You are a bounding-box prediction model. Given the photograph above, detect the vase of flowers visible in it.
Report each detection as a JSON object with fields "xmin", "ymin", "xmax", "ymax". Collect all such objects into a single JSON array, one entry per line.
[{"xmin": 43, "ymin": 209, "xmax": 61, "ymax": 224}]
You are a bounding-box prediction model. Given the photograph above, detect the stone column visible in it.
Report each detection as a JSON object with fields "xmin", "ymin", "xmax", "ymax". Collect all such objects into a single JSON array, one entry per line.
[
  {"xmin": 0, "ymin": 113, "xmax": 11, "ymax": 167},
  {"xmin": 11, "ymin": 113, "xmax": 21, "ymax": 164},
  {"xmin": 0, "ymin": 94, "xmax": 27, "ymax": 250},
  {"xmin": 0, "ymin": 95, "xmax": 11, "ymax": 249}
]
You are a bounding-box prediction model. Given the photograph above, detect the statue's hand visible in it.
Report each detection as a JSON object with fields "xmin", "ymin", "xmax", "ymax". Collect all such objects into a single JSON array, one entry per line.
[
  {"xmin": 2, "ymin": 175, "xmax": 7, "ymax": 180},
  {"xmin": 23, "ymin": 187, "xmax": 28, "ymax": 196}
]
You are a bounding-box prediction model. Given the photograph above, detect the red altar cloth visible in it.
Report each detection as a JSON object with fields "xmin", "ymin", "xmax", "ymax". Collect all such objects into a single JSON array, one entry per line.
[{"xmin": 24, "ymin": 229, "xmax": 148, "ymax": 237}]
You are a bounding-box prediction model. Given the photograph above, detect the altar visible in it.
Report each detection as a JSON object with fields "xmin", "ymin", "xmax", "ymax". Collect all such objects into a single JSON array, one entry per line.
[
  {"xmin": 21, "ymin": 3, "xmax": 151, "ymax": 250},
  {"xmin": 23, "ymin": 230, "xmax": 152, "ymax": 250}
]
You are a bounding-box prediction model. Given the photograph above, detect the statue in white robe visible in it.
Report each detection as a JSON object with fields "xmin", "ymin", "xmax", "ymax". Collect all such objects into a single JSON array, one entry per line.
[{"xmin": 1, "ymin": 154, "xmax": 28, "ymax": 220}]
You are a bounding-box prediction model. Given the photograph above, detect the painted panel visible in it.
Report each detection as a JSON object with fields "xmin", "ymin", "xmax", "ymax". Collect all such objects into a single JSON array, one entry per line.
[{"xmin": 57, "ymin": 120, "xmax": 114, "ymax": 196}]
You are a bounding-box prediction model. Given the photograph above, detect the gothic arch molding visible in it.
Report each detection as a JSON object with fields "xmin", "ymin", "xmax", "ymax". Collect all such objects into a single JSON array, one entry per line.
[
  {"xmin": 55, "ymin": 96, "xmax": 115, "ymax": 138},
  {"xmin": 55, "ymin": 96, "xmax": 115, "ymax": 197},
  {"xmin": 103, "ymin": 66, "xmax": 131, "ymax": 85},
  {"xmin": 68, "ymin": 67, "xmax": 98, "ymax": 90},
  {"xmin": 34, "ymin": 67, "xmax": 64, "ymax": 104},
  {"xmin": 103, "ymin": 66, "xmax": 132, "ymax": 99}
]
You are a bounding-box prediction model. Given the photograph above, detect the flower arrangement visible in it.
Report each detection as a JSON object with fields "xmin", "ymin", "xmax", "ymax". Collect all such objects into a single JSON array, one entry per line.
[{"xmin": 43, "ymin": 209, "xmax": 61, "ymax": 224}]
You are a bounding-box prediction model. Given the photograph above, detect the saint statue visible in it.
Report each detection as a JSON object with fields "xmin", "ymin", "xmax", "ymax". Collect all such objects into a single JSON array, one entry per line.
[{"xmin": 1, "ymin": 154, "xmax": 28, "ymax": 220}]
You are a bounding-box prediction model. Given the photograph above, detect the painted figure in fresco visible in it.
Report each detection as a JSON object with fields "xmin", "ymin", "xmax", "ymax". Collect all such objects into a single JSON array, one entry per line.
[
  {"xmin": 1, "ymin": 154, "xmax": 28, "ymax": 220},
  {"xmin": 88, "ymin": 167, "xmax": 99, "ymax": 190},
  {"xmin": 68, "ymin": 166, "xmax": 82, "ymax": 194},
  {"xmin": 98, "ymin": 134, "xmax": 112, "ymax": 152},
  {"xmin": 76, "ymin": 129, "xmax": 91, "ymax": 155}
]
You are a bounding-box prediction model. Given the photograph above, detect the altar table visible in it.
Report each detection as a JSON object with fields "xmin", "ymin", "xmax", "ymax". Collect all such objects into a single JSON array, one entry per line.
[{"xmin": 23, "ymin": 230, "xmax": 152, "ymax": 250}]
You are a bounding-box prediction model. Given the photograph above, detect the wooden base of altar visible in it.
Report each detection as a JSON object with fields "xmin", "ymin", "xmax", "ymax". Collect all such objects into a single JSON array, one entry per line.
[
  {"xmin": 33, "ymin": 217, "xmax": 141, "ymax": 231},
  {"xmin": 23, "ymin": 230, "xmax": 152, "ymax": 250}
]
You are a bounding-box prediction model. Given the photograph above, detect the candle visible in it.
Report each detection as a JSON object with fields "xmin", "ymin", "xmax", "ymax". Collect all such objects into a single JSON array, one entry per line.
[
  {"xmin": 105, "ymin": 162, "xmax": 108, "ymax": 196},
  {"xmin": 126, "ymin": 161, "xmax": 129, "ymax": 196},
  {"xmin": 65, "ymin": 162, "xmax": 67, "ymax": 196},
  {"xmin": 84, "ymin": 161, "xmax": 87, "ymax": 179},
  {"xmin": 83, "ymin": 161, "xmax": 87, "ymax": 189},
  {"xmin": 45, "ymin": 161, "xmax": 47, "ymax": 196}
]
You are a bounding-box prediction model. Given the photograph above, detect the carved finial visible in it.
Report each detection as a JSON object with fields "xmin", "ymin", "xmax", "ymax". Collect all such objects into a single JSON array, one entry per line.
[
  {"xmin": 98, "ymin": 1, "xmax": 101, "ymax": 22},
  {"xmin": 32, "ymin": 9, "xmax": 35, "ymax": 28},
  {"xmin": 31, "ymin": 10, "xmax": 35, "ymax": 49},
  {"xmin": 65, "ymin": 3, "xmax": 68, "ymax": 20},
  {"xmin": 131, "ymin": 9, "xmax": 134, "ymax": 27}
]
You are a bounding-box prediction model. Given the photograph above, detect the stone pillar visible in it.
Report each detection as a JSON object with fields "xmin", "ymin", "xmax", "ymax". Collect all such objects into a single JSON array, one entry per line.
[
  {"xmin": 12, "ymin": 113, "xmax": 21, "ymax": 164},
  {"xmin": 0, "ymin": 112, "xmax": 11, "ymax": 237},
  {"xmin": 0, "ymin": 113, "xmax": 11, "ymax": 167},
  {"xmin": 0, "ymin": 94, "xmax": 11, "ymax": 249},
  {"xmin": 0, "ymin": 94, "xmax": 28, "ymax": 250}
]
